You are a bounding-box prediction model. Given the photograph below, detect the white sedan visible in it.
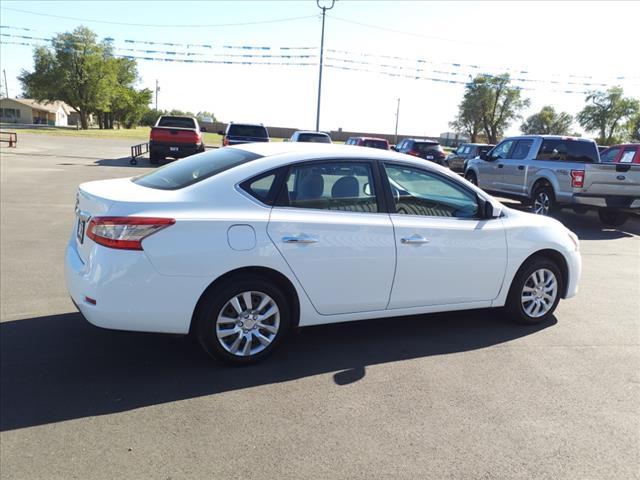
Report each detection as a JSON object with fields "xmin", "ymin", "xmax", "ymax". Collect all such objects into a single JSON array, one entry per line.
[{"xmin": 65, "ymin": 143, "xmax": 581, "ymax": 364}]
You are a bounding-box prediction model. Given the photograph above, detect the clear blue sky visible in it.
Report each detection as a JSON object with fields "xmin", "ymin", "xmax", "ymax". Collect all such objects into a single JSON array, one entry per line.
[{"xmin": 1, "ymin": 1, "xmax": 639, "ymax": 136}]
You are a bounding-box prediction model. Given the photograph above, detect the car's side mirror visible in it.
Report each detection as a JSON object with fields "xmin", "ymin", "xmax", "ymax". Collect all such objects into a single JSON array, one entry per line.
[
  {"xmin": 482, "ymin": 200, "xmax": 502, "ymax": 219},
  {"xmin": 479, "ymin": 150, "xmax": 489, "ymax": 161}
]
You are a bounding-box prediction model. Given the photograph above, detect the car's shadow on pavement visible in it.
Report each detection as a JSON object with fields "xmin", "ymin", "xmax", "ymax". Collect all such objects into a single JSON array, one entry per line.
[{"xmin": 1, "ymin": 310, "xmax": 555, "ymax": 432}]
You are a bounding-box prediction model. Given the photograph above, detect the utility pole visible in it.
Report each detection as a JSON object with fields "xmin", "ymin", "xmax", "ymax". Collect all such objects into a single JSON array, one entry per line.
[
  {"xmin": 3, "ymin": 69, "xmax": 8, "ymax": 98},
  {"xmin": 394, "ymin": 98, "xmax": 400, "ymax": 145},
  {"xmin": 155, "ymin": 79, "xmax": 159, "ymax": 111},
  {"xmin": 315, "ymin": 0, "xmax": 335, "ymax": 132}
]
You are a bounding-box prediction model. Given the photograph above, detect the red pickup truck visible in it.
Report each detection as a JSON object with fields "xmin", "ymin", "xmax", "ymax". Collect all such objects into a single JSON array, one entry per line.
[{"xmin": 149, "ymin": 116, "xmax": 205, "ymax": 164}]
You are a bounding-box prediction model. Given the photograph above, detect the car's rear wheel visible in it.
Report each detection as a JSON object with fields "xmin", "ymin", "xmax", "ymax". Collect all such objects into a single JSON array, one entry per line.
[
  {"xmin": 150, "ymin": 151, "xmax": 162, "ymax": 165},
  {"xmin": 505, "ymin": 257, "xmax": 562, "ymax": 324},
  {"xmin": 532, "ymin": 184, "xmax": 557, "ymax": 216},
  {"xmin": 598, "ymin": 210, "xmax": 628, "ymax": 227},
  {"xmin": 195, "ymin": 276, "xmax": 290, "ymax": 365},
  {"xmin": 465, "ymin": 171, "xmax": 477, "ymax": 185}
]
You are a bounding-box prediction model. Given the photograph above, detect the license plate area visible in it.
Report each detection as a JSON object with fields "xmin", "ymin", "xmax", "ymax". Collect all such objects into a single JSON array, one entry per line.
[
  {"xmin": 426, "ymin": 155, "xmax": 434, "ymax": 160},
  {"xmin": 170, "ymin": 146, "xmax": 179, "ymax": 152}
]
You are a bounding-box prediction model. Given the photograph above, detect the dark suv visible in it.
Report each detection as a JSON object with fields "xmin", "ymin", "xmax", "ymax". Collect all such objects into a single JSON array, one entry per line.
[
  {"xmin": 447, "ymin": 143, "xmax": 495, "ymax": 173},
  {"xmin": 220, "ymin": 122, "xmax": 269, "ymax": 146},
  {"xmin": 394, "ymin": 139, "xmax": 446, "ymax": 165}
]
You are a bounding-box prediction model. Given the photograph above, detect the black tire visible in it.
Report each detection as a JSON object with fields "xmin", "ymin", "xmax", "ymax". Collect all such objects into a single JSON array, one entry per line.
[
  {"xmin": 531, "ymin": 183, "xmax": 557, "ymax": 216},
  {"xmin": 598, "ymin": 210, "xmax": 628, "ymax": 227},
  {"xmin": 149, "ymin": 151, "xmax": 161, "ymax": 165},
  {"xmin": 504, "ymin": 256, "xmax": 563, "ymax": 325},
  {"xmin": 195, "ymin": 276, "xmax": 291, "ymax": 365},
  {"xmin": 465, "ymin": 171, "xmax": 478, "ymax": 186}
]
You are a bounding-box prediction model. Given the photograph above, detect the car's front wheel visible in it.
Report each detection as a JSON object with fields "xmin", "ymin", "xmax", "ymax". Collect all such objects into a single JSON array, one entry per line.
[
  {"xmin": 195, "ymin": 276, "xmax": 290, "ymax": 365},
  {"xmin": 505, "ymin": 257, "xmax": 562, "ymax": 324}
]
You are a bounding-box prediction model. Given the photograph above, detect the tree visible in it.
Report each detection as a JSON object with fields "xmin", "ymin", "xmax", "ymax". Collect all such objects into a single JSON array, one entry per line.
[
  {"xmin": 577, "ymin": 87, "xmax": 640, "ymax": 145},
  {"xmin": 450, "ymin": 74, "xmax": 529, "ymax": 144},
  {"xmin": 19, "ymin": 27, "xmax": 114, "ymax": 129},
  {"xmin": 521, "ymin": 106, "xmax": 573, "ymax": 135},
  {"xmin": 625, "ymin": 112, "xmax": 640, "ymax": 142},
  {"xmin": 449, "ymin": 91, "xmax": 483, "ymax": 143},
  {"xmin": 196, "ymin": 111, "xmax": 217, "ymax": 122}
]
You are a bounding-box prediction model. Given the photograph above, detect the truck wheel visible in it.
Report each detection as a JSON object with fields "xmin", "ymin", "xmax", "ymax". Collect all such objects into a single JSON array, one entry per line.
[
  {"xmin": 598, "ymin": 210, "xmax": 628, "ymax": 227},
  {"xmin": 465, "ymin": 171, "xmax": 477, "ymax": 186},
  {"xmin": 532, "ymin": 184, "xmax": 557, "ymax": 216},
  {"xmin": 149, "ymin": 151, "xmax": 161, "ymax": 165}
]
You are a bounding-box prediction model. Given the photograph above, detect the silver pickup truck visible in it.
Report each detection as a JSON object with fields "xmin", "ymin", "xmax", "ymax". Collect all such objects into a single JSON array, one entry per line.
[{"xmin": 465, "ymin": 135, "xmax": 640, "ymax": 226}]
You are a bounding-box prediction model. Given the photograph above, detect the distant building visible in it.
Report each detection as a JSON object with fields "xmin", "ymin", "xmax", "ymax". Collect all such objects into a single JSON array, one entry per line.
[{"xmin": 0, "ymin": 98, "xmax": 71, "ymax": 126}]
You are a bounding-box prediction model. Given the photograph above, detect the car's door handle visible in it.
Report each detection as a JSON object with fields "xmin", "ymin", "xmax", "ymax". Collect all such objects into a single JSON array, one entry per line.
[
  {"xmin": 518, "ymin": 165, "xmax": 525, "ymax": 170},
  {"xmin": 282, "ymin": 235, "xmax": 318, "ymax": 244},
  {"xmin": 401, "ymin": 235, "xmax": 430, "ymax": 245},
  {"xmin": 497, "ymin": 164, "xmax": 504, "ymax": 168}
]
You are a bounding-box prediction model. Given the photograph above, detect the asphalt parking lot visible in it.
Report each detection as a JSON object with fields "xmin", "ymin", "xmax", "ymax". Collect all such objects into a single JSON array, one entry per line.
[{"xmin": 1, "ymin": 133, "xmax": 639, "ymax": 480}]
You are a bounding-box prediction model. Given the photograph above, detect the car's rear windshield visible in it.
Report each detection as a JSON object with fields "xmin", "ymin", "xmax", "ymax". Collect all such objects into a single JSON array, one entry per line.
[
  {"xmin": 363, "ymin": 140, "xmax": 388, "ymax": 149},
  {"xmin": 133, "ymin": 148, "xmax": 262, "ymax": 190},
  {"xmin": 297, "ymin": 133, "xmax": 331, "ymax": 143},
  {"xmin": 414, "ymin": 142, "xmax": 442, "ymax": 152},
  {"xmin": 157, "ymin": 116, "xmax": 196, "ymax": 129},
  {"xmin": 228, "ymin": 125, "xmax": 269, "ymax": 138}
]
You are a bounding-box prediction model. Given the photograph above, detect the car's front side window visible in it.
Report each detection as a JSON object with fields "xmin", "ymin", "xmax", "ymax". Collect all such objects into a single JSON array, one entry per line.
[
  {"xmin": 282, "ymin": 161, "xmax": 378, "ymax": 213},
  {"xmin": 511, "ymin": 139, "xmax": 534, "ymax": 160},
  {"xmin": 384, "ymin": 164, "xmax": 479, "ymax": 218},
  {"xmin": 491, "ymin": 140, "xmax": 515, "ymax": 160}
]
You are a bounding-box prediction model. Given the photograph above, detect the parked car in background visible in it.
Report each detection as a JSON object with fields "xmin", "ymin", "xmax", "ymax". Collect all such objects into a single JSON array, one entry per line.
[
  {"xmin": 599, "ymin": 144, "xmax": 640, "ymax": 164},
  {"xmin": 447, "ymin": 143, "xmax": 495, "ymax": 173},
  {"xmin": 465, "ymin": 135, "xmax": 640, "ymax": 226},
  {"xmin": 66, "ymin": 143, "xmax": 581, "ymax": 365},
  {"xmin": 597, "ymin": 145, "xmax": 609, "ymax": 155},
  {"xmin": 289, "ymin": 131, "xmax": 332, "ymax": 143},
  {"xmin": 345, "ymin": 136, "xmax": 390, "ymax": 150},
  {"xmin": 149, "ymin": 115, "xmax": 205, "ymax": 165},
  {"xmin": 220, "ymin": 122, "xmax": 269, "ymax": 146},
  {"xmin": 394, "ymin": 138, "xmax": 446, "ymax": 165}
]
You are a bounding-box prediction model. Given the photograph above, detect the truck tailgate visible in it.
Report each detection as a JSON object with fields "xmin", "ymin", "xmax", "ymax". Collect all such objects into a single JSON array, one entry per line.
[
  {"xmin": 151, "ymin": 126, "xmax": 200, "ymax": 144},
  {"xmin": 582, "ymin": 164, "xmax": 640, "ymax": 196}
]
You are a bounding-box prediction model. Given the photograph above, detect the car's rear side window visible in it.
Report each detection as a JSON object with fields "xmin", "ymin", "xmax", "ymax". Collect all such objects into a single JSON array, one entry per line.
[
  {"xmin": 239, "ymin": 171, "xmax": 281, "ymax": 205},
  {"xmin": 133, "ymin": 148, "xmax": 262, "ymax": 190},
  {"xmin": 157, "ymin": 116, "xmax": 196, "ymax": 129},
  {"xmin": 536, "ymin": 139, "xmax": 599, "ymax": 163},
  {"xmin": 228, "ymin": 125, "xmax": 268, "ymax": 138}
]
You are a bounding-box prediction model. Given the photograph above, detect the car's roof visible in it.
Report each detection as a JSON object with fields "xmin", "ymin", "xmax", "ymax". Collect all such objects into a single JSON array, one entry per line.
[
  {"xmin": 404, "ymin": 138, "xmax": 439, "ymax": 143},
  {"xmin": 229, "ymin": 122, "xmax": 265, "ymax": 126},
  {"xmin": 508, "ymin": 135, "xmax": 595, "ymax": 142},
  {"xmin": 602, "ymin": 143, "xmax": 639, "ymax": 148}
]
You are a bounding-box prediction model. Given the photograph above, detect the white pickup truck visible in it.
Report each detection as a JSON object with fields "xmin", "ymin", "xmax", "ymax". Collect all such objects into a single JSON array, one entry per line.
[{"xmin": 465, "ymin": 135, "xmax": 640, "ymax": 226}]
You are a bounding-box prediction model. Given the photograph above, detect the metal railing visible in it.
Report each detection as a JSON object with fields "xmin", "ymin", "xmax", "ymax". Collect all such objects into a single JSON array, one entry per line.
[{"xmin": 0, "ymin": 131, "xmax": 17, "ymax": 147}]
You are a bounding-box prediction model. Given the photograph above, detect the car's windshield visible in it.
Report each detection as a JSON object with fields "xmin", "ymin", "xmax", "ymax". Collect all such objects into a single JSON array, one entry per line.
[
  {"xmin": 157, "ymin": 116, "xmax": 196, "ymax": 129},
  {"xmin": 363, "ymin": 140, "xmax": 388, "ymax": 149},
  {"xmin": 133, "ymin": 148, "xmax": 262, "ymax": 190},
  {"xmin": 297, "ymin": 133, "xmax": 331, "ymax": 143},
  {"xmin": 228, "ymin": 125, "xmax": 268, "ymax": 138}
]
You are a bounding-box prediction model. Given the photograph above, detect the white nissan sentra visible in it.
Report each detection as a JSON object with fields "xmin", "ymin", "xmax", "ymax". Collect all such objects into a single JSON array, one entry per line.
[{"xmin": 65, "ymin": 143, "xmax": 581, "ymax": 364}]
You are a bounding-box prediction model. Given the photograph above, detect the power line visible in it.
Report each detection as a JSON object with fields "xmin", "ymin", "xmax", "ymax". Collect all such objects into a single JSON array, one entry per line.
[{"xmin": 0, "ymin": 6, "xmax": 318, "ymax": 28}]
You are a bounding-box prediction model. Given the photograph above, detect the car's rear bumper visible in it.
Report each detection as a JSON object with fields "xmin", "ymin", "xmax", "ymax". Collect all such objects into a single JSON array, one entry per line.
[
  {"xmin": 572, "ymin": 194, "xmax": 640, "ymax": 211},
  {"xmin": 64, "ymin": 238, "xmax": 207, "ymax": 334},
  {"xmin": 149, "ymin": 141, "xmax": 204, "ymax": 158}
]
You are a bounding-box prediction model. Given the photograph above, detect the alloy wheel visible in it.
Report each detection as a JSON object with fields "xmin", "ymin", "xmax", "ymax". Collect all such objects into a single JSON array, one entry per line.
[
  {"xmin": 215, "ymin": 291, "xmax": 280, "ymax": 357},
  {"xmin": 533, "ymin": 192, "xmax": 550, "ymax": 215},
  {"xmin": 521, "ymin": 268, "xmax": 558, "ymax": 318}
]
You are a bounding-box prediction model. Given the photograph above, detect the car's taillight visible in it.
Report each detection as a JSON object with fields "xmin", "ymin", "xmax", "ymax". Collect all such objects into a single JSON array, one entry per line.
[
  {"xmin": 570, "ymin": 170, "xmax": 585, "ymax": 188},
  {"xmin": 407, "ymin": 149, "xmax": 420, "ymax": 157},
  {"xmin": 86, "ymin": 217, "xmax": 175, "ymax": 250},
  {"xmin": 223, "ymin": 137, "xmax": 229, "ymax": 146}
]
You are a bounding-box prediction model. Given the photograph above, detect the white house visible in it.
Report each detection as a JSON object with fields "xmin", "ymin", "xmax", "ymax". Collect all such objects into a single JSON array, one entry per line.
[{"xmin": 0, "ymin": 98, "xmax": 70, "ymax": 126}]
